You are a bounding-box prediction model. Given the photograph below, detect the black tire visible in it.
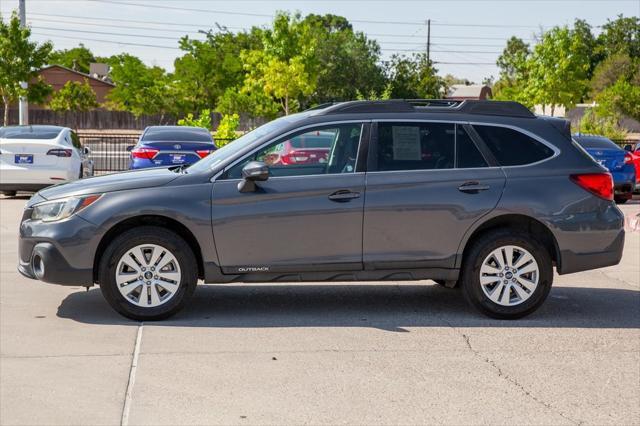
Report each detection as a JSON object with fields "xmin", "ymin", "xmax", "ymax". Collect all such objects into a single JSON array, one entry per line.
[
  {"xmin": 79, "ymin": 165, "xmax": 84, "ymax": 179},
  {"xmin": 1, "ymin": 191, "xmax": 17, "ymax": 197},
  {"xmin": 460, "ymin": 229, "xmax": 553, "ymax": 319},
  {"xmin": 614, "ymin": 196, "xmax": 628, "ymax": 204},
  {"xmin": 98, "ymin": 226, "xmax": 198, "ymax": 321}
]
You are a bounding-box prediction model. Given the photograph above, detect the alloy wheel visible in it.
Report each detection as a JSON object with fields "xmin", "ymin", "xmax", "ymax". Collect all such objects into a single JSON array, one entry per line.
[
  {"xmin": 115, "ymin": 244, "xmax": 182, "ymax": 308},
  {"xmin": 479, "ymin": 245, "xmax": 539, "ymax": 307}
]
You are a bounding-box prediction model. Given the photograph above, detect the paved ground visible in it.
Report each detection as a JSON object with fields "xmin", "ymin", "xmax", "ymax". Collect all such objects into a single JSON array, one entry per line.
[{"xmin": 0, "ymin": 196, "xmax": 638, "ymax": 426}]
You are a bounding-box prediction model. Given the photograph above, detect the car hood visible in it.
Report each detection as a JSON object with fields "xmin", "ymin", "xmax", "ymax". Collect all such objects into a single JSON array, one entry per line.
[{"xmin": 37, "ymin": 167, "xmax": 181, "ymax": 200}]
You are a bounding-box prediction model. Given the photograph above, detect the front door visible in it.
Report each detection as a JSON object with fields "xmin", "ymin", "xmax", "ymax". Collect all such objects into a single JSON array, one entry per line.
[
  {"xmin": 363, "ymin": 121, "xmax": 506, "ymax": 269},
  {"xmin": 212, "ymin": 122, "xmax": 367, "ymax": 274}
]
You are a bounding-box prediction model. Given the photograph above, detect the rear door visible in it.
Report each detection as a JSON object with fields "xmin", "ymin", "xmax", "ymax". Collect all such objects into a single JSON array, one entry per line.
[
  {"xmin": 363, "ymin": 121, "xmax": 506, "ymax": 269},
  {"xmin": 211, "ymin": 122, "xmax": 368, "ymax": 273}
]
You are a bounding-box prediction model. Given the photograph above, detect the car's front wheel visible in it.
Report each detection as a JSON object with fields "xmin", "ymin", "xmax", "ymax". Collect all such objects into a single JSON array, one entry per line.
[
  {"xmin": 461, "ymin": 230, "xmax": 553, "ymax": 319},
  {"xmin": 98, "ymin": 227, "xmax": 198, "ymax": 320}
]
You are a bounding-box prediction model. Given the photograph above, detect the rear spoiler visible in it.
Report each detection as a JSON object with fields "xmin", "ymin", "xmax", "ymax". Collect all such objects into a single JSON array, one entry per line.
[{"xmin": 540, "ymin": 116, "xmax": 572, "ymax": 140}]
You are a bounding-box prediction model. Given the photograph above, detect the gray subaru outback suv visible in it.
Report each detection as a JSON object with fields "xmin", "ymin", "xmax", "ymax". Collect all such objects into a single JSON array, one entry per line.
[{"xmin": 18, "ymin": 100, "xmax": 625, "ymax": 320}]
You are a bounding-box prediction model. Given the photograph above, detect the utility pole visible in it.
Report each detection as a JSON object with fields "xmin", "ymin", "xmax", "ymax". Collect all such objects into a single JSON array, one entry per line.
[
  {"xmin": 18, "ymin": 0, "xmax": 29, "ymax": 125},
  {"xmin": 426, "ymin": 19, "xmax": 431, "ymax": 64}
]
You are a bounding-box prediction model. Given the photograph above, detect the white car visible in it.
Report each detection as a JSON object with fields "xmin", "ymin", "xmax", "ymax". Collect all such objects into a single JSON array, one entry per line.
[{"xmin": 0, "ymin": 125, "xmax": 94, "ymax": 196}]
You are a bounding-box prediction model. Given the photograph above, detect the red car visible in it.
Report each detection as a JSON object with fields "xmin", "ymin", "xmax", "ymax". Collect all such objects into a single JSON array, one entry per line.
[
  {"xmin": 261, "ymin": 131, "xmax": 334, "ymax": 166},
  {"xmin": 625, "ymin": 142, "xmax": 640, "ymax": 187}
]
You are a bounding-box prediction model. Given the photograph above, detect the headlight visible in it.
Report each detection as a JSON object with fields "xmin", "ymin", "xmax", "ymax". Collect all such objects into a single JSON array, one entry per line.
[{"xmin": 31, "ymin": 195, "xmax": 102, "ymax": 222}]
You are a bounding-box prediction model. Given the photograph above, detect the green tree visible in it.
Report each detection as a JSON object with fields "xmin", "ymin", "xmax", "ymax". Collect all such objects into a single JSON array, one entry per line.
[
  {"xmin": 589, "ymin": 53, "xmax": 636, "ymax": 95},
  {"xmin": 0, "ymin": 13, "xmax": 53, "ymax": 125},
  {"xmin": 597, "ymin": 15, "xmax": 640, "ymax": 59},
  {"xmin": 173, "ymin": 29, "xmax": 262, "ymax": 115},
  {"xmin": 595, "ymin": 77, "xmax": 640, "ymax": 122},
  {"xmin": 496, "ymin": 37, "xmax": 530, "ymax": 84},
  {"xmin": 242, "ymin": 49, "xmax": 315, "ymax": 115},
  {"xmin": 49, "ymin": 79, "xmax": 99, "ymax": 111},
  {"xmin": 215, "ymin": 113, "xmax": 240, "ymax": 146},
  {"xmin": 177, "ymin": 109, "xmax": 212, "ymax": 130},
  {"xmin": 48, "ymin": 44, "xmax": 95, "ymax": 73},
  {"xmin": 103, "ymin": 54, "xmax": 174, "ymax": 119},
  {"xmin": 525, "ymin": 25, "xmax": 591, "ymax": 115},
  {"xmin": 385, "ymin": 53, "xmax": 443, "ymax": 99},
  {"xmin": 300, "ymin": 14, "xmax": 386, "ymax": 104},
  {"xmin": 578, "ymin": 109, "xmax": 628, "ymax": 140}
]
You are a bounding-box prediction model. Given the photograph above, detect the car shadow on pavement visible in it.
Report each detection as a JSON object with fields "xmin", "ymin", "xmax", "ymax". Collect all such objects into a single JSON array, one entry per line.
[{"xmin": 56, "ymin": 283, "xmax": 640, "ymax": 331}]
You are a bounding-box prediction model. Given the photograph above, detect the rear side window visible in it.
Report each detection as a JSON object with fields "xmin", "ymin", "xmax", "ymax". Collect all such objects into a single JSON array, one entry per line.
[
  {"xmin": 375, "ymin": 122, "xmax": 487, "ymax": 171},
  {"xmin": 473, "ymin": 125, "xmax": 554, "ymax": 166}
]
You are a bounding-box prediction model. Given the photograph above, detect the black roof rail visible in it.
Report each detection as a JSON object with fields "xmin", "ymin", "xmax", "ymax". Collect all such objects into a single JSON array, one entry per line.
[{"xmin": 316, "ymin": 99, "xmax": 535, "ymax": 118}]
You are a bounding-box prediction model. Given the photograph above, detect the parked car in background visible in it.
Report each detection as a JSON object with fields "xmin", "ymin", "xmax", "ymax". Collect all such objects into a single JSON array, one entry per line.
[
  {"xmin": 573, "ymin": 134, "xmax": 636, "ymax": 204},
  {"xmin": 623, "ymin": 142, "xmax": 640, "ymax": 190},
  {"xmin": 18, "ymin": 100, "xmax": 625, "ymax": 321},
  {"xmin": 129, "ymin": 126, "xmax": 216, "ymax": 170},
  {"xmin": 0, "ymin": 125, "xmax": 93, "ymax": 196},
  {"xmin": 261, "ymin": 130, "xmax": 334, "ymax": 168}
]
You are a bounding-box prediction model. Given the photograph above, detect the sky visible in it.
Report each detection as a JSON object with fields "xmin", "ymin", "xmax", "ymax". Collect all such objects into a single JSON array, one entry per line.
[{"xmin": 1, "ymin": 0, "xmax": 638, "ymax": 83}]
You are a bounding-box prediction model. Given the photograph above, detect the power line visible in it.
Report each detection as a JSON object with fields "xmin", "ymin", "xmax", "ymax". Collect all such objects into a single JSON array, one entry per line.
[
  {"xmin": 32, "ymin": 31, "xmax": 181, "ymax": 49},
  {"xmin": 31, "ymin": 25, "xmax": 202, "ymax": 40}
]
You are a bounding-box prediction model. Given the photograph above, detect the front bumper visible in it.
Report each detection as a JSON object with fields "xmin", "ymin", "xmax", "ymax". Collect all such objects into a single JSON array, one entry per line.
[{"xmin": 19, "ymin": 209, "xmax": 100, "ymax": 286}]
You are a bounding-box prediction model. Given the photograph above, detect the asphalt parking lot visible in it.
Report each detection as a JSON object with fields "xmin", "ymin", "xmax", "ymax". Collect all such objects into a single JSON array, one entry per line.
[{"xmin": 0, "ymin": 196, "xmax": 638, "ymax": 426}]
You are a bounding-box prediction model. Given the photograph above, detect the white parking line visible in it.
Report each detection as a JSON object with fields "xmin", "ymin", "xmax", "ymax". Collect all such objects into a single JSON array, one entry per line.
[{"xmin": 121, "ymin": 324, "xmax": 143, "ymax": 426}]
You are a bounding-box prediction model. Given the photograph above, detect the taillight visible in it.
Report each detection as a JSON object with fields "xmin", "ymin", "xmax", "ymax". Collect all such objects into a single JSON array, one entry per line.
[
  {"xmin": 195, "ymin": 150, "xmax": 212, "ymax": 159},
  {"xmin": 46, "ymin": 149, "xmax": 72, "ymax": 157},
  {"xmin": 570, "ymin": 173, "xmax": 614, "ymax": 201},
  {"xmin": 624, "ymin": 153, "xmax": 633, "ymax": 164},
  {"xmin": 131, "ymin": 147, "xmax": 159, "ymax": 160}
]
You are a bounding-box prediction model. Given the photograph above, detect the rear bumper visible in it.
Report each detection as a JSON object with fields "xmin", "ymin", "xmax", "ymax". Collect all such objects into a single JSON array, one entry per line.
[{"xmin": 558, "ymin": 229, "xmax": 625, "ymax": 274}]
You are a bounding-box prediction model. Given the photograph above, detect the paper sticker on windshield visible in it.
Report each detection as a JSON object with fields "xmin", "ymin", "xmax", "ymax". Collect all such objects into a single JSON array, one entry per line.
[{"xmin": 392, "ymin": 126, "xmax": 421, "ymax": 161}]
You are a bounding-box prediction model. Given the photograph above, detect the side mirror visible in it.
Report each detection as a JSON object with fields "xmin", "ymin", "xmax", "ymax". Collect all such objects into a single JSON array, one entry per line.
[
  {"xmin": 126, "ymin": 145, "xmax": 134, "ymax": 152},
  {"xmin": 623, "ymin": 144, "xmax": 632, "ymax": 152},
  {"xmin": 83, "ymin": 146, "xmax": 91, "ymax": 155},
  {"xmin": 238, "ymin": 161, "xmax": 269, "ymax": 193}
]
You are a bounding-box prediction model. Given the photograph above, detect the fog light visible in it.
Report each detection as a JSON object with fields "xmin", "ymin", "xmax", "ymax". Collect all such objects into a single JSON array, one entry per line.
[{"xmin": 32, "ymin": 255, "xmax": 45, "ymax": 279}]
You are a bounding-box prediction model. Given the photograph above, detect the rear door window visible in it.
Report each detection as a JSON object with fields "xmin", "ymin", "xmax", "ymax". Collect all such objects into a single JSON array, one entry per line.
[
  {"xmin": 473, "ymin": 125, "xmax": 554, "ymax": 166},
  {"xmin": 373, "ymin": 122, "xmax": 487, "ymax": 171},
  {"xmin": 375, "ymin": 122, "xmax": 455, "ymax": 171}
]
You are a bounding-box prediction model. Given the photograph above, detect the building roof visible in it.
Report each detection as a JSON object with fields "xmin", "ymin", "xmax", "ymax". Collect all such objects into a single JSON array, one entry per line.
[
  {"xmin": 39, "ymin": 64, "xmax": 115, "ymax": 87},
  {"xmin": 445, "ymin": 84, "xmax": 491, "ymax": 99}
]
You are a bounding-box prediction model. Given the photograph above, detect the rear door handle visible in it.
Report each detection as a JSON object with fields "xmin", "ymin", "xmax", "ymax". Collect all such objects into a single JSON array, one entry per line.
[
  {"xmin": 458, "ymin": 181, "xmax": 491, "ymax": 193},
  {"xmin": 328, "ymin": 190, "xmax": 360, "ymax": 202}
]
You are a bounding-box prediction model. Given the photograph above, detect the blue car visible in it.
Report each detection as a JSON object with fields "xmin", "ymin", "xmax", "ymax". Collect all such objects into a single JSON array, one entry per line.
[
  {"xmin": 129, "ymin": 126, "xmax": 216, "ymax": 170},
  {"xmin": 573, "ymin": 133, "xmax": 636, "ymax": 203}
]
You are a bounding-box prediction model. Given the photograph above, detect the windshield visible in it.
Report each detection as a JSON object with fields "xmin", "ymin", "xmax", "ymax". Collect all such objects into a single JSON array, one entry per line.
[
  {"xmin": 0, "ymin": 126, "xmax": 63, "ymax": 140},
  {"xmin": 186, "ymin": 113, "xmax": 312, "ymax": 174},
  {"xmin": 142, "ymin": 127, "xmax": 213, "ymax": 143},
  {"xmin": 574, "ymin": 136, "xmax": 620, "ymax": 150}
]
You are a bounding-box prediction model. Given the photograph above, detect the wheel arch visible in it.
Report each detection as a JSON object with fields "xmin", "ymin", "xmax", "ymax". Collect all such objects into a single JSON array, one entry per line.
[
  {"xmin": 93, "ymin": 215, "xmax": 204, "ymax": 283},
  {"xmin": 456, "ymin": 214, "xmax": 560, "ymax": 273}
]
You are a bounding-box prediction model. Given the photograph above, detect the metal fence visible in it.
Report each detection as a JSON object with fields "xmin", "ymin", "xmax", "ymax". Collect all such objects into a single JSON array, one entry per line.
[{"xmin": 79, "ymin": 133, "xmax": 234, "ymax": 174}]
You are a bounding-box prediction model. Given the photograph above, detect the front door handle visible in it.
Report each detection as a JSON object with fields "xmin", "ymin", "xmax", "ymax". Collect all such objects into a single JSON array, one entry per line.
[
  {"xmin": 458, "ymin": 181, "xmax": 491, "ymax": 193},
  {"xmin": 328, "ymin": 190, "xmax": 360, "ymax": 202}
]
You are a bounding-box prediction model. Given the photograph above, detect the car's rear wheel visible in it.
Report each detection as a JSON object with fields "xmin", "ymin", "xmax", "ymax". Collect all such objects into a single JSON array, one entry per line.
[
  {"xmin": 98, "ymin": 226, "xmax": 197, "ymax": 320},
  {"xmin": 1, "ymin": 191, "xmax": 17, "ymax": 197},
  {"xmin": 614, "ymin": 196, "xmax": 628, "ymax": 204},
  {"xmin": 461, "ymin": 230, "xmax": 552, "ymax": 319}
]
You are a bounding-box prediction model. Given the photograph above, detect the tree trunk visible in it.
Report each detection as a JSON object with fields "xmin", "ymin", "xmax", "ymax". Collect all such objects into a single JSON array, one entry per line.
[
  {"xmin": 284, "ymin": 95, "xmax": 289, "ymax": 116},
  {"xmin": 2, "ymin": 95, "xmax": 8, "ymax": 126},
  {"xmin": 550, "ymin": 105, "xmax": 555, "ymax": 116}
]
